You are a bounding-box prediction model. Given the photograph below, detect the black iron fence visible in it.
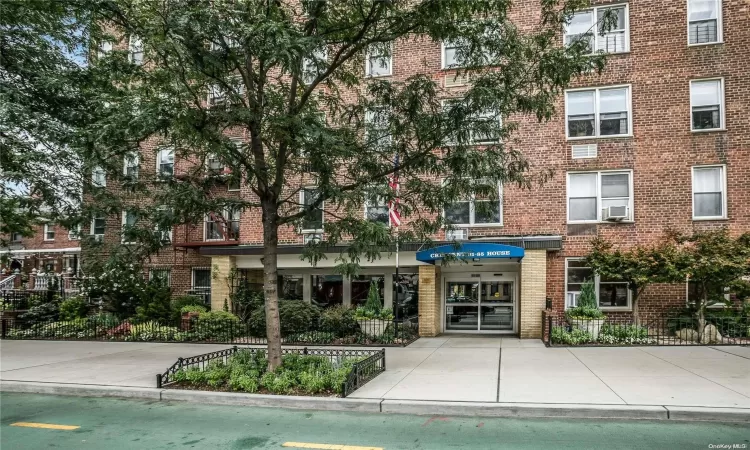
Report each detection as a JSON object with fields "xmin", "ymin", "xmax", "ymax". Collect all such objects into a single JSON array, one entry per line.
[
  {"xmin": 0, "ymin": 316, "xmax": 419, "ymax": 347},
  {"xmin": 157, "ymin": 346, "xmax": 385, "ymax": 397},
  {"xmin": 546, "ymin": 310, "xmax": 750, "ymax": 347},
  {"xmin": 0, "ymin": 290, "xmax": 68, "ymax": 311}
]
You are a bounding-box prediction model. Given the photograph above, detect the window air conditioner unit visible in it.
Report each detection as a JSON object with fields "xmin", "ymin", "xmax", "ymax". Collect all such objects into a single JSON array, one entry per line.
[
  {"xmin": 94, "ymin": 234, "xmax": 104, "ymax": 242},
  {"xmin": 602, "ymin": 205, "xmax": 628, "ymax": 221},
  {"xmin": 303, "ymin": 233, "xmax": 322, "ymax": 244},
  {"xmin": 445, "ymin": 229, "xmax": 468, "ymax": 240},
  {"xmin": 444, "ymin": 73, "xmax": 469, "ymax": 88},
  {"xmin": 571, "ymin": 144, "xmax": 597, "ymax": 159}
]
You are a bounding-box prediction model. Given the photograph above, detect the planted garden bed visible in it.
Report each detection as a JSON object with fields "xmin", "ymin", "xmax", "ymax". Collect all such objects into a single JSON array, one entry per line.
[{"xmin": 157, "ymin": 347, "xmax": 385, "ymax": 397}]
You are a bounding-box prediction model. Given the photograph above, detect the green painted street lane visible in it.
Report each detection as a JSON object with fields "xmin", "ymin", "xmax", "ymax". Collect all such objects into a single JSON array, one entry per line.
[{"xmin": 1, "ymin": 393, "xmax": 748, "ymax": 450}]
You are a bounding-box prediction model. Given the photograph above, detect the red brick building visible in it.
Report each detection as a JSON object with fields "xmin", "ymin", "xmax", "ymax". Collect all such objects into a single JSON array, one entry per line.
[{"xmin": 7, "ymin": 0, "xmax": 746, "ymax": 338}]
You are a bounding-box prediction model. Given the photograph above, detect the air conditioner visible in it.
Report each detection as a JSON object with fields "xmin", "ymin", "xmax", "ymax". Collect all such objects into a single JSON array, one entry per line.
[
  {"xmin": 571, "ymin": 144, "xmax": 597, "ymax": 159},
  {"xmin": 444, "ymin": 73, "xmax": 469, "ymax": 88},
  {"xmin": 445, "ymin": 229, "xmax": 468, "ymax": 240},
  {"xmin": 602, "ymin": 205, "xmax": 628, "ymax": 221},
  {"xmin": 303, "ymin": 233, "xmax": 322, "ymax": 244},
  {"xmin": 93, "ymin": 234, "xmax": 104, "ymax": 242}
]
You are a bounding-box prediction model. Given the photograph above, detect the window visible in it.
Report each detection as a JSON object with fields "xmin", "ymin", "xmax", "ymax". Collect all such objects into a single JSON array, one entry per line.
[
  {"xmin": 91, "ymin": 215, "xmax": 106, "ymax": 238},
  {"xmin": 204, "ymin": 208, "xmax": 240, "ymax": 241},
  {"xmin": 302, "ymin": 47, "xmax": 327, "ymax": 84},
  {"xmin": 690, "ymin": 79, "xmax": 724, "ymax": 131},
  {"xmin": 365, "ymin": 191, "xmax": 390, "ymax": 226},
  {"xmin": 121, "ymin": 210, "xmax": 138, "ymax": 243},
  {"xmin": 149, "ymin": 269, "xmax": 171, "ymax": 287},
  {"xmin": 192, "ymin": 268, "xmax": 211, "ymax": 290},
  {"xmin": 566, "ymin": 86, "xmax": 631, "ymax": 138},
  {"xmin": 154, "ymin": 207, "xmax": 172, "ymax": 244},
  {"xmin": 301, "ymin": 188, "xmax": 323, "ymax": 231},
  {"xmin": 444, "ymin": 180, "xmax": 502, "ymax": 226},
  {"xmin": 566, "ymin": 259, "xmax": 630, "ymax": 310},
  {"xmin": 442, "ymin": 100, "xmax": 501, "ymax": 145},
  {"xmin": 688, "ymin": 0, "xmax": 722, "ymax": 45},
  {"xmin": 43, "ymin": 224, "xmax": 55, "ymax": 241},
  {"xmin": 92, "ymin": 166, "xmax": 106, "ymax": 187},
  {"xmin": 227, "ymin": 140, "xmax": 242, "ymax": 190},
  {"xmin": 567, "ymin": 171, "xmax": 633, "ymax": 222},
  {"xmin": 97, "ymin": 41, "xmax": 112, "ymax": 59},
  {"xmin": 207, "ymin": 78, "xmax": 245, "ymax": 107},
  {"xmin": 277, "ymin": 275, "xmax": 304, "ymax": 300},
  {"xmin": 157, "ymin": 148, "xmax": 174, "ymax": 177},
  {"xmin": 124, "ymin": 153, "xmax": 139, "ymax": 179},
  {"xmin": 364, "ymin": 107, "xmax": 391, "ymax": 149},
  {"xmin": 128, "ymin": 35, "xmax": 143, "ymax": 65},
  {"xmin": 10, "ymin": 232, "xmax": 23, "ymax": 242},
  {"xmin": 366, "ymin": 42, "xmax": 392, "ymax": 77},
  {"xmin": 311, "ymin": 274, "xmax": 343, "ymax": 308},
  {"xmin": 206, "ymin": 153, "xmax": 224, "ymax": 173},
  {"xmin": 68, "ymin": 224, "xmax": 81, "ymax": 241},
  {"xmin": 692, "ymin": 165, "xmax": 726, "ymax": 219},
  {"xmin": 564, "ymin": 5, "xmax": 629, "ymax": 53},
  {"xmin": 351, "ymin": 275, "xmax": 385, "ymax": 307},
  {"xmin": 686, "ymin": 277, "xmax": 730, "ymax": 307},
  {"xmin": 442, "ymin": 39, "xmax": 468, "ymax": 69}
]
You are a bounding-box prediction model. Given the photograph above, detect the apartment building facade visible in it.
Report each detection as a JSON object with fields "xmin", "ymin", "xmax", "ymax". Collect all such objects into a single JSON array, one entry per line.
[{"xmin": 7, "ymin": 0, "xmax": 746, "ymax": 339}]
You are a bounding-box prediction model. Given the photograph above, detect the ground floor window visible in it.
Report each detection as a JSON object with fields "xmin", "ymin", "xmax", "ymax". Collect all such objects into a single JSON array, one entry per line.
[
  {"xmin": 565, "ymin": 258, "xmax": 630, "ymax": 310},
  {"xmin": 278, "ymin": 275, "xmax": 304, "ymax": 300},
  {"xmin": 351, "ymin": 275, "xmax": 385, "ymax": 307},
  {"xmin": 394, "ymin": 273, "xmax": 419, "ymax": 320},
  {"xmin": 149, "ymin": 269, "xmax": 171, "ymax": 287},
  {"xmin": 312, "ymin": 275, "xmax": 343, "ymax": 308}
]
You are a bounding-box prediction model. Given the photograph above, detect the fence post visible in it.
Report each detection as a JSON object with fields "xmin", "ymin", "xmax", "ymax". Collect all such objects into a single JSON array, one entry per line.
[
  {"xmin": 156, "ymin": 374, "xmax": 162, "ymax": 389},
  {"xmin": 382, "ymin": 348, "xmax": 386, "ymax": 371},
  {"xmin": 1, "ymin": 319, "xmax": 6, "ymax": 339},
  {"xmin": 303, "ymin": 347, "xmax": 308, "ymax": 355}
]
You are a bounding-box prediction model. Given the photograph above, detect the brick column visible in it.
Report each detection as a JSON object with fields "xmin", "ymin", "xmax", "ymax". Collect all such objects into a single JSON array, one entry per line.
[
  {"xmin": 519, "ymin": 250, "xmax": 547, "ymax": 339},
  {"xmin": 417, "ymin": 265, "xmax": 441, "ymax": 337},
  {"xmin": 210, "ymin": 255, "xmax": 236, "ymax": 311}
]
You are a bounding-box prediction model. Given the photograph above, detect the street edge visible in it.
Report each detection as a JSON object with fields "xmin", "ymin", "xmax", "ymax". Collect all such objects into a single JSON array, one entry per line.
[{"xmin": 2, "ymin": 381, "xmax": 749, "ymax": 422}]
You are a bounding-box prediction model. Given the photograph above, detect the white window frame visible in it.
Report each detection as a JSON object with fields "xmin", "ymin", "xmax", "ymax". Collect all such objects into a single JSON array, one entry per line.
[
  {"xmin": 203, "ymin": 208, "xmax": 239, "ymax": 241},
  {"xmin": 92, "ymin": 166, "xmax": 106, "ymax": 187},
  {"xmin": 685, "ymin": 274, "xmax": 730, "ymax": 308},
  {"xmin": 443, "ymin": 180, "xmax": 503, "ymax": 227},
  {"xmin": 365, "ymin": 42, "xmax": 392, "ymax": 77},
  {"xmin": 156, "ymin": 147, "xmax": 175, "ymax": 177},
  {"xmin": 689, "ymin": 78, "xmax": 725, "ymax": 132},
  {"xmin": 207, "ymin": 77, "xmax": 246, "ymax": 107},
  {"xmin": 440, "ymin": 99, "xmax": 502, "ymax": 145},
  {"xmin": 43, "ymin": 223, "xmax": 55, "ymax": 241},
  {"xmin": 563, "ymin": 4, "xmax": 630, "ymax": 54},
  {"xmin": 300, "ymin": 187, "xmax": 324, "ymax": 233},
  {"xmin": 68, "ymin": 224, "xmax": 81, "ymax": 241},
  {"xmin": 149, "ymin": 268, "xmax": 172, "ymax": 287},
  {"xmin": 91, "ymin": 215, "xmax": 106, "ymax": 238},
  {"xmin": 121, "ymin": 210, "xmax": 138, "ymax": 244},
  {"xmin": 123, "ymin": 152, "xmax": 139, "ymax": 179},
  {"xmin": 10, "ymin": 232, "xmax": 23, "ymax": 242},
  {"xmin": 691, "ymin": 165, "xmax": 727, "ymax": 220},
  {"xmin": 302, "ymin": 47, "xmax": 328, "ymax": 85},
  {"xmin": 441, "ymin": 39, "xmax": 465, "ymax": 69},
  {"xmin": 154, "ymin": 207, "xmax": 173, "ymax": 244},
  {"xmin": 687, "ymin": 0, "xmax": 723, "ymax": 46},
  {"xmin": 566, "ymin": 170, "xmax": 634, "ymax": 223},
  {"xmin": 128, "ymin": 35, "xmax": 143, "ymax": 64},
  {"xmin": 364, "ymin": 192, "xmax": 391, "ymax": 227},
  {"xmin": 565, "ymin": 258, "xmax": 632, "ymax": 311},
  {"xmin": 206, "ymin": 153, "xmax": 225, "ymax": 173},
  {"xmin": 565, "ymin": 85, "xmax": 632, "ymax": 140},
  {"xmin": 97, "ymin": 41, "xmax": 113, "ymax": 59}
]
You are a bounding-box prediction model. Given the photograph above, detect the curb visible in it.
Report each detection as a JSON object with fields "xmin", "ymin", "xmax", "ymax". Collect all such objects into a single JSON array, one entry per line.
[
  {"xmin": 380, "ymin": 400, "xmax": 668, "ymax": 420},
  {"xmin": 2, "ymin": 381, "xmax": 749, "ymax": 422}
]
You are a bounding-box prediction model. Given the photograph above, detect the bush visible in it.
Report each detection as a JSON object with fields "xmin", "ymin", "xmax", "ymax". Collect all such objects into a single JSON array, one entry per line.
[
  {"xmin": 566, "ymin": 280, "xmax": 605, "ymax": 320},
  {"xmin": 550, "ymin": 326, "xmax": 593, "ymax": 345},
  {"xmin": 59, "ymin": 297, "xmax": 89, "ymax": 321},
  {"xmin": 190, "ymin": 311, "xmax": 242, "ymax": 341},
  {"xmin": 180, "ymin": 305, "xmax": 207, "ymax": 314},
  {"xmin": 284, "ymin": 331, "xmax": 336, "ymax": 344},
  {"xmin": 231, "ymin": 283, "xmax": 264, "ymax": 322},
  {"xmin": 127, "ymin": 321, "xmax": 182, "ymax": 341},
  {"xmin": 320, "ymin": 306, "xmax": 358, "ymax": 336},
  {"xmin": 19, "ymin": 301, "xmax": 61, "ymax": 325},
  {"xmin": 598, "ymin": 324, "xmax": 654, "ymax": 344},
  {"xmin": 134, "ymin": 282, "xmax": 173, "ymax": 324},
  {"xmin": 170, "ymin": 295, "xmax": 205, "ymax": 322},
  {"xmin": 248, "ymin": 300, "xmax": 321, "ymax": 337},
  {"xmin": 10, "ymin": 319, "xmax": 105, "ymax": 339}
]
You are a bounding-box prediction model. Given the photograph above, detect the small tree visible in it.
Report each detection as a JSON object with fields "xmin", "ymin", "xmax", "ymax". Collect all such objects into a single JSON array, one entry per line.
[
  {"xmin": 364, "ymin": 280, "xmax": 383, "ymax": 315},
  {"xmin": 566, "ymin": 280, "xmax": 604, "ymax": 320},
  {"xmin": 585, "ymin": 237, "xmax": 680, "ymax": 320},
  {"xmin": 669, "ymin": 229, "xmax": 750, "ymax": 340}
]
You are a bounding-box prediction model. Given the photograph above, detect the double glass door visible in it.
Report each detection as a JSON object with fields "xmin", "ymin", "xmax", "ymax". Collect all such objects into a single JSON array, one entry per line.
[{"xmin": 445, "ymin": 275, "xmax": 515, "ymax": 332}]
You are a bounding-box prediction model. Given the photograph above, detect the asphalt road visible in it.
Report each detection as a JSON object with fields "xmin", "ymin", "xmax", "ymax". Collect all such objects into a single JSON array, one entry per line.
[{"xmin": 1, "ymin": 393, "xmax": 748, "ymax": 450}]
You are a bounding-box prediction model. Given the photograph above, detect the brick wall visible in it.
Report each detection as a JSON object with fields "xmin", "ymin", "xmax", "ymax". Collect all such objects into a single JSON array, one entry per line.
[
  {"xmin": 520, "ymin": 250, "xmax": 548, "ymax": 338},
  {"xmin": 417, "ymin": 265, "xmax": 442, "ymax": 337}
]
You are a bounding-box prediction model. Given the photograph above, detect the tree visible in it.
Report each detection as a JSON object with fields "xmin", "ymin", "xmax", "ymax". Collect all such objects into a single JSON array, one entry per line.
[
  {"xmin": 585, "ymin": 236, "xmax": 681, "ymax": 320},
  {"xmin": 7, "ymin": 0, "xmax": 612, "ymax": 370},
  {"xmin": 669, "ymin": 229, "xmax": 750, "ymax": 340}
]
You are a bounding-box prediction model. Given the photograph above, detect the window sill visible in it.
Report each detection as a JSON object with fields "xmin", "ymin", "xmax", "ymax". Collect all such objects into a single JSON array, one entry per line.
[
  {"xmin": 43, "ymin": 239, "xmax": 55, "ymax": 242},
  {"xmin": 444, "ymin": 223, "xmax": 504, "ymax": 229},
  {"xmin": 567, "ymin": 134, "xmax": 632, "ymax": 141},
  {"xmin": 365, "ymin": 73, "xmax": 392, "ymax": 78},
  {"xmin": 567, "ymin": 220, "xmax": 634, "ymax": 225},
  {"xmin": 300, "ymin": 230, "xmax": 324, "ymax": 234},
  {"xmin": 692, "ymin": 216, "xmax": 728, "ymax": 222},
  {"xmin": 691, "ymin": 128, "xmax": 726, "ymax": 133},
  {"xmin": 601, "ymin": 307, "xmax": 632, "ymax": 312},
  {"xmin": 688, "ymin": 41, "xmax": 724, "ymax": 48}
]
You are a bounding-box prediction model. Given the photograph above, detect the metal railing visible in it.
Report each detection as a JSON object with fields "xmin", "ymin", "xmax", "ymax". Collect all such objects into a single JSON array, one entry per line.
[
  {"xmin": 157, "ymin": 346, "xmax": 385, "ymax": 397},
  {"xmin": 545, "ymin": 310, "xmax": 749, "ymax": 347}
]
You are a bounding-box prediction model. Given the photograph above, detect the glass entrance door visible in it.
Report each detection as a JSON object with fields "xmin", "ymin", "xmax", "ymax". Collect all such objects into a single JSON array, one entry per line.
[{"xmin": 445, "ymin": 275, "xmax": 515, "ymax": 333}]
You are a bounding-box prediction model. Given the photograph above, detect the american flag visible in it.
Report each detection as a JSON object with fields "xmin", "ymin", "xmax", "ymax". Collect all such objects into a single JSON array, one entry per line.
[{"xmin": 388, "ymin": 154, "xmax": 401, "ymax": 227}]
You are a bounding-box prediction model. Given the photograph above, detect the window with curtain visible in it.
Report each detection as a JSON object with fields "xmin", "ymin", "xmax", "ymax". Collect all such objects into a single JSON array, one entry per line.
[
  {"xmin": 124, "ymin": 152, "xmax": 139, "ymax": 179},
  {"xmin": 690, "ymin": 79, "xmax": 723, "ymax": 130},
  {"xmin": 692, "ymin": 166, "xmax": 725, "ymax": 218},
  {"xmin": 157, "ymin": 148, "xmax": 174, "ymax": 177},
  {"xmin": 128, "ymin": 35, "xmax": 143, "ymax": 64},
  {"xmin": 688, "ymin": 0, "xmax": 721, "ymax": 44},
  {"xmin": 566, "ymin": 87, "xmax": 630, "ymax": 138},
  {"xmin": 302, "ymin": 48, "xmax": 327, "ymax": 84},
  {"xmin": 366, "ymin": 42, "xmax": 392, "ymax": 77}
]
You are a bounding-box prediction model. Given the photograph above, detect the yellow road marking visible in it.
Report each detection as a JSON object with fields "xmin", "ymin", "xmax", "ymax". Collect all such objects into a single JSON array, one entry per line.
[
  {"xmin": 10, "ymin": 422, "xmax": 80, "ymax": 431},
  {"xmin": 282, "ymin": 442, "xmax": 383, "ymax": 450}
]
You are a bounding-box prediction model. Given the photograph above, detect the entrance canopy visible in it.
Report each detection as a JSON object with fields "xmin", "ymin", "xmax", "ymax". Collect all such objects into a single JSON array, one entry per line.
[{"xmin": 416, "ymin": 242, "xmax": 524, "ymax": 264}]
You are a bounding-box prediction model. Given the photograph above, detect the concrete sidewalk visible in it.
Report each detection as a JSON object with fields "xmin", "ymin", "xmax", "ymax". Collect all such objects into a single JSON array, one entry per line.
[{"xmin": 1, "ymin": 338, "xmax": 749, "ymax": 412}]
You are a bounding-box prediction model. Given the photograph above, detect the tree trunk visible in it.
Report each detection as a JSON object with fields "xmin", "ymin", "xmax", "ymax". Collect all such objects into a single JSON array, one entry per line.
[{"xmin": 261, "ymin": 200, "xmax": 283, "ymax": 371}]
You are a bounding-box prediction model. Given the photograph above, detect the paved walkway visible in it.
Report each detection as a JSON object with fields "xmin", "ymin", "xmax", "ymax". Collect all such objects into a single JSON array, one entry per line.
[{"xmin": 1, "ymin": 338, "xmax": 749, "ymax": 409}]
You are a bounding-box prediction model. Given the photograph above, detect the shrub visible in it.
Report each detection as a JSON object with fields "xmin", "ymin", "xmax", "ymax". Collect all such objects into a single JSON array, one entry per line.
[
  {"xmin": 10, "ymin": 319, "xmax": 103, "ymax": 339},
  {"xmin": 19, "ymin": 301, "xmax": 61, "ymax": 325},
  {"xmin": 228, "ymin": 374, "xmax": 259, "ymax": 393},
  {"xmin": 248, "ymin": 300, "xmax": 321, "ymax": 337},
  {"xmin": 59, "ymin": 297, "xmax": 89, "ymax": 321},
  {"xmin": 190, "ymin": 311, "xmax": 242, "ymax": 342},
  {"xmin": 180, "ymin": 305, "xmax": 207, "ymax": 314},
  {"xmin": 284, "ymin": 331, "xmax": 336, "ymax": 344},
  {"xmin": 566, "ymin": 281, "xmax": 605, "ymax": 320},
  {"xmin": 134, "ymin": 282, "xmax": 173, "ymax": 324},
  {"xmin": 127, "ymin": 321, "xmax": 181, "ymax": 341},
  {"xmin": 170, "ymin": 295, "xmax": 205, "ymax": 322},
  {"xmin": 550, "ymin": 326, "xmax": 593, "ymax": 345},
  {"xmin": 260, "ymin": 371, "xmax": 295, "ymax": 394},
  {"xmin": 231, "ymin": 283, "xmax": 264, "ymax": 322},
  {"xmin": 320, "ymin": 306, "xmax": 359, "ymax": 336}
]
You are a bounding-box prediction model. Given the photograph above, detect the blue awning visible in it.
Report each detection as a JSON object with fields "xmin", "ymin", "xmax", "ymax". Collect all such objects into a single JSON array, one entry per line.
[{"xmin": 416, "ymin": 242, "xmax": 524, "ymax": 264}]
